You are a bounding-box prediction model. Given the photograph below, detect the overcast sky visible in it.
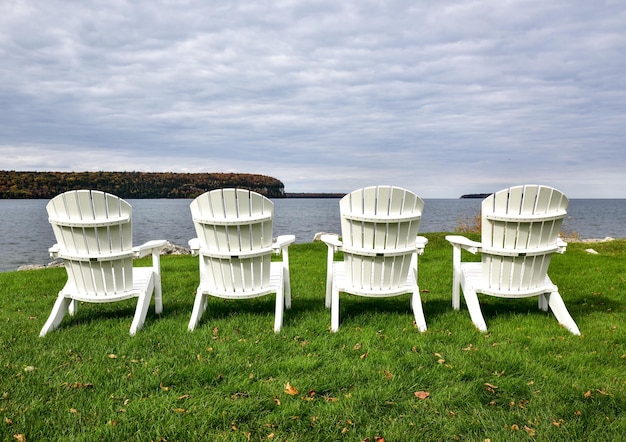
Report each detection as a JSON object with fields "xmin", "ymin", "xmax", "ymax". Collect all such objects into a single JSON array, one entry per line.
[{"xmin": 1, "ymin": 0, "xmax": 625, "ymax": 197}]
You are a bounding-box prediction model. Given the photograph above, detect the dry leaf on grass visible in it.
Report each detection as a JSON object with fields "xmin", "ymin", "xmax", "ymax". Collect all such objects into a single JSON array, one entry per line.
[
  {"xmin": 414, "ymin": 391, "xmax": 430, "ymax": 399},
  {"xmin": 284, "ymin": 382, "xmax": 299, "ymax": 396}
]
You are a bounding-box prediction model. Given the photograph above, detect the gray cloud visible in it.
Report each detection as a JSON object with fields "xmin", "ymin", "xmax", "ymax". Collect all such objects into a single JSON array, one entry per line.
[{"xmin": 1, "ymin": 0, "xmax": 625, "ymax": 196}]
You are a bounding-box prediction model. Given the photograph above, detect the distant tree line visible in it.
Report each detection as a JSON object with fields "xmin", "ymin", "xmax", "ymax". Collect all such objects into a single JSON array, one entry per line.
[{"xmin": 0, "ymin": 171, "xmax": 286, "ymax": 199}]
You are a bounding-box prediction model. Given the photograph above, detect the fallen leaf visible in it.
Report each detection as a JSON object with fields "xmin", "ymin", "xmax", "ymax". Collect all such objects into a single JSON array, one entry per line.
[
  {"xmin": 70, "ymin": 408, "xmax": 78, "ymax": 414},
  {"xmin": 173, "ymin": 408, "xmax": 187, "ymax": 414},
  {"xmin": 160, "ymin": 382, "xmax": 170, "ymax": 392},
  {"xmin": 353, "ymin": 343, "xmax": 362, "ymax": 350},
  {"xmin": 178, "ymin": 395, "xmax": 190, "ymax": 400},
  {"xmin": 523, "ymin": 425, "xmax": 536, "ymax": 437},
  {"xmin": 584, "ymin": 390, "xmax": 592, "ymax": 398},
  {"xmin": 360, "ymin": 352, "xmax": 368, "ymax": 359},
  {"xmin": 274, "ymin": 397, "xmax": 281, "ymax": 406},
  {"xmin": 23, "ymin": 366, "xmax": 36, "ymax": 372},
  {"xmin": 510, "ymin": 424, "xmax": 520, "ymax": 431},
  {"xmin": 383, "ymin": 370, "xmax": 393, "ymax": 379},
  {"xmin": 13, "ymin": 435, "xmax": 26, "ymax": 442},
  {"xmin": 375, "ymin": 437, "xmax": 386, "ymax": 442},
  {"xmin": 414, "ymin": 391, "xmax": 430, "ymax": 399},
  {"xmin": 107, "ymin": 354, "xmax": 117, "ymax": 359},
  {"xmin": 5, "ymin": 417, "xmax": 13, "ymax": 425},
  {"xmin": 484, "ymin": 383, "xmax": 498, "ymax": 394},
  {"xmin": 68, "ymin": 382, "xmax": 93, "ymax": 389},
  {"xmin": 284, "ymin": 382, "xmax": 299, "ymax": 396}
]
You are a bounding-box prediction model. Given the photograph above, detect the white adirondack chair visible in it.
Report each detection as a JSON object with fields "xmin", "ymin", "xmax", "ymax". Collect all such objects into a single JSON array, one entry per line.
[
  {"xmin": 321, "ymin": 186, "xmax": 428, "ymax": 332},
  {"xmin": 40, "ymin": 190, "xmax": 167, "ymax": 336},
  {"xmin": 188, "ymin": 189, "xmax": 295, "ymax": 333},
  {"xmin": 445, "ymin": 185, "xmax": 580, "ymax": 335}
]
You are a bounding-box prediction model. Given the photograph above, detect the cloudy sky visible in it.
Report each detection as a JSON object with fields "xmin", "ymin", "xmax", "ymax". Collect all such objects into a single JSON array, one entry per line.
[{"xmin": 1, "ymin": 0, "xmax": 625, "ymax": 197}]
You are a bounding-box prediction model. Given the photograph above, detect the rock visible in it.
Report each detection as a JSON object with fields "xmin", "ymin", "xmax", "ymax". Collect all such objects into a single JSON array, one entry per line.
[
  {"xmin": 313, "ymin": 232, "xmax": 339, "ymax": 242},
  {"xmin": 585, "ymin": 248, "xmax": 599, "ymax": 255},
  {"xmin": 18, "ymin": 261, "xmax": 64, "ymax": 271},
  {"xmin": 161, "ymin": 242, "xmax": 191, "ymax": 255}
]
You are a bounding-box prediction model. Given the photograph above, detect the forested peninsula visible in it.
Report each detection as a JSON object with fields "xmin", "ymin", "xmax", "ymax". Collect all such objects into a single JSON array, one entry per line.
[{"xmin": 0, "ymin": 171, "xmax": 286, "ymax": 199}]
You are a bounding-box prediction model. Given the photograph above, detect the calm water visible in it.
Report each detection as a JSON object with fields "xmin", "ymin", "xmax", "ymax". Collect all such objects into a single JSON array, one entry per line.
[{"xmin": 1, "ymin": 198, "xmax": 624, "ymax": 272}]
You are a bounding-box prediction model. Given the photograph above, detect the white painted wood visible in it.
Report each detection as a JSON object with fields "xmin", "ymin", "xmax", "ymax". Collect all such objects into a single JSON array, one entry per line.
[
  {"xmin": 322, "ymin": 186, "xmax": 427, "ymax": 332},
  {"xmin": 40, "ymin": 190, "xmax": 166, "ymax": 336},
  {"xmin": 446, "ymin": 185, "xmax": 579, "ymax": 335},
  {"xmin": 188, "ymin": 189, "xmax": 294, "ymax": 332}
]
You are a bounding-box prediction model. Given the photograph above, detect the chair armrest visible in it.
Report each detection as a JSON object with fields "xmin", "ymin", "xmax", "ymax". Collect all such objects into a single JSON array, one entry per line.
[
  {"xmin": 415, "ymin": 236, "xmax": 428, "ymax": 255},
  {"xmin": 49, "ymin": 244, "xmax": 61, "ymax": 258},
  {"xmin": 445, "ymin": 235, "xmax": 482, "ymax": 254},
  {"xmin": 320, "ymin": 234, "xmax": 342, "ymax": 252},
  {"xmin": 133, "ymin": 239, "xmax": 168, "ymax": 258},
  {"xmin": 272, "ymin": 235, "xmax": 296, "ymax": 255},
  {"xmin": 188, "ymin": 238, "xmax": 201, "ymax": 256}
]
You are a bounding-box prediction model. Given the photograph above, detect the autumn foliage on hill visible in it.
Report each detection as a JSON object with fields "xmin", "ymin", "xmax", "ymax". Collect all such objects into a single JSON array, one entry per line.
[{"xmin": 0, "ymin": 171, "xmax": 286, "ymax": 199}]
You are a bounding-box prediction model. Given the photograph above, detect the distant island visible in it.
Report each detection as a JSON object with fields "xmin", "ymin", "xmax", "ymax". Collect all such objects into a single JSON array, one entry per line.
[
  {"xmin": 285, "ymin": 192, "xmax": 346, "ymax": 198},
  {"xmin": 460, "ymin": 193, "xmax": 493, "ymax": 199},
  {"xmin": 0, "ymin": 171, "xmax": 286, "ymax": 199}
]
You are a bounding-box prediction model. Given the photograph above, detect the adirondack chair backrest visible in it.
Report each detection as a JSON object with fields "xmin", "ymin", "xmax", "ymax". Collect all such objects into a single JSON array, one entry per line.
[
  {"xmin": 47, "ymin": 190, "xmax": 134, "ymax": 297},
  {"xmin": 190, "ymin": 189, "xmax": 274, "ymax": 293},
  {"xmin": 340, "ymin": 186, "xmax": 423, "ymax": 292},
  {"xmin": 480, "ymin": 185, "xmax": 568, "ymax": 294}
]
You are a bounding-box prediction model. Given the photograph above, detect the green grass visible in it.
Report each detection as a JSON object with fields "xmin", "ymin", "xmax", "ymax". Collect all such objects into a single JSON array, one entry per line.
[{"xmin": 1, "ymin": 233, "xmax": 625, "ymax": 441}]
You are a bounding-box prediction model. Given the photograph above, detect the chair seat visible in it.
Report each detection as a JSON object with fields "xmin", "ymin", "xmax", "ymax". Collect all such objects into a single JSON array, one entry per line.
[
  {"xmin": 198, "ymin": 262, "xmax": 284, "ymax": 299},
  {"xmin": 459, "ymin": 262, "xmax": 557, "ymax": 298},
  {"xmin": 331, "ymin": 262, "xmax": 418, "ymax": 298}
]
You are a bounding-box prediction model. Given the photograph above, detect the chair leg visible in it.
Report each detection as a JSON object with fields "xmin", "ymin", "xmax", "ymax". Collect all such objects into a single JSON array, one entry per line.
[
  {"xmin": 411, "ymin": 288, "xmax": 427, "ymax": 332},
  {"xmin": 546, "ymin": 291, "xmax": 580, "ymax": 335},
  {"xmin": 330, "ymin": 288, "xmax": 340, "ymax": 332},
  {"xmin": 274, "ymin": 285, "xmax": 284, "ymax": 333},
  {"xmin": 451, "ymin": 246, "xmax": 462, "ymax": 310},
  {"xmin": 153, "ymin": 273, "xmax": 163, "ymax": 315},
  {"xmin": 188, "ymin": 290, "xmax": 207, "ymax": 331},
  {"xmin": 69, "ymin": 299, "xmax": 78, "ymax": 316},
  {"xmin": 325, "ymin": 250, "xmax": 334, "ymax": 309},
  {"xmin": 462, "ymin": 284, "xmax": 488, "ymax": 332},
  {"xmin": 284, "ymin": 269, "xmax": 291, "ymax": 310},
  {"xmin": 40, "ymin": 296, "xmax": 72, "ymax": 337},
  {"xmin": 538, "ymin": 293, "xmax": 549, "ymax": 312},
  {"xmin": 130, "ymin": 290, "xmax": 153, "ymax": 336}
]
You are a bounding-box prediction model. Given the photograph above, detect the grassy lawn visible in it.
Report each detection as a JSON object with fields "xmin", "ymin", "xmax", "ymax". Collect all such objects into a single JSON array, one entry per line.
[{"xmin": 1, "ymin": 233, "xmax": 625, "ymax": 441}]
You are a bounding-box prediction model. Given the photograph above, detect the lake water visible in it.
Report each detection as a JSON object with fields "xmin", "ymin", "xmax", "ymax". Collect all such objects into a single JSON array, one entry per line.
[{"xmin": 1, "ymin": 198, "xmax": 625, "ymax": 272}]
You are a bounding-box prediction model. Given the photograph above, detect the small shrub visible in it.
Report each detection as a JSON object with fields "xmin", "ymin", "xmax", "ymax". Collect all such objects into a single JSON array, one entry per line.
[{"xmin": 455, "ymin": 211, "xmax": 481, "ymax": 233}]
